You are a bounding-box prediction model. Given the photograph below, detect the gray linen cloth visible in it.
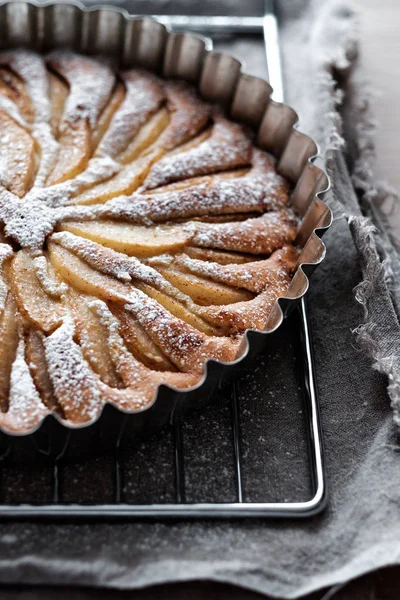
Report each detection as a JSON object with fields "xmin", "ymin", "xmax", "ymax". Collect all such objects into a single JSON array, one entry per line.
[{"xmin": 0, "ymin": 1, "xmax": 399, "ymax": 598}]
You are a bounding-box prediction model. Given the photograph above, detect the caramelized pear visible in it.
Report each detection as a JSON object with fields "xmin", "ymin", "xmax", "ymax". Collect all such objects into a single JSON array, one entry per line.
[
  {"xmin": 73, "ymin": 153, "xmax": 160, "ymax": 205},
  {"xmin": 135, "ymin": 282, "xmax": 218, "ymax": 335},
  {"xmin": 0, "ymin": 110, "xmax": 35, "ymax": 197},
  {"xmin": 10, "ymin": 251, "xmax": 65, "ymax": 333},
  {"xmin": 25, "ymin": 329, "xmax": 59, "ymax": 412},
  {"xmin": 157, "ymin": 267, "xmax": 253, "ymax": 306},
  {"xmin": 49, "ymin": 243, "xmax": 132, "ymax": 303},
  {"xmin": 117, "ymin": 108, "xmax": 169, "ymax": 164},
  {"xmin": 0, "ymin": 293, "xmax": 18, "ymax": 412},
  {"xmin": 47, "ymin": 119, "xmax": 91, "ymax": 185},
  {"xmin": 66, "ymin": 289, "xmax": 122, "ymax": 388},
  {"xmin": 60, "ymin": 220, "xmax": 192, "ymax": 257},
  {"xmin": 110, "ymin": 305, "xmax": 177, "ymax": 372}
]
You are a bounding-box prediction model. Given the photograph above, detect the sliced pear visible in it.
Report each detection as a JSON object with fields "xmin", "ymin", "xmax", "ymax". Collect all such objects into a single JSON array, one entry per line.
[
  {"xmin": 95, "ymin": 69, "xmax": 165, "ymax": 160},
  {"xmin": 10, "ymin": 251, "xmax": 65, "ymax": 333},
  {"xmin": 192, "ymin": 214, "xmax": 254, "ymax": 224},
  {"xmin": 110, "ymin": 305, "xmax": 177, "ymax": 372},
  {"xmin": 158, "ymin": 82, "xmax": 210, "ymax": 151},
  {"xmin": 184, "ymin": 247, "xmax": 257, "ymax": 265},
  {"xmin": 143, "ymin": 117, "xmax": 252, "ymax": 190},
  {"xmin": 72, "ymin": 152, "xmax": 161, "ymax": 205},
  {"xmin": 47, "ymin": 51, "xmax": 115, "ymax": 133},
  {"xmin": 91, "ymin": 82, "xmax": 125, "ymax": 152},
  {"xmin": 25, "ymin": 329, "xmax": 59, "ymax": 412},
  {"xmin": 181, "ymin": 246, "xmax": 299, "ymax": 294},
  {"xmin": 156, "ymin": 267, "xmax": 253, "ymax": 306},
  {"xmin": 49, "ymin": 243, "xmax": 132, "ymax": 303},
  {"xmin": 59, "ymin": 221, "xmax": 192, "ymax": 257},
  {"xmin": 43, "ymin": 319, "xmax": 103, "ymax": 423},
  {"xmin": 47, "ymin": 119, "xmax": 90, "ymax": 185},
  {"xmin": 48, "ymin": 71, "xmax": 69, "ymax": 135},
  {"xmin": 149, "ymin": 168, "xmax": 248, "ymax": 196},
  {"xmin": 0, "ymin": 293, "xmax": 18, "ymax": 412},
  {"xmin": 117, "ymin": 108, "xmax": 169, "ymax": 164},
  {"xmin": 191, "ymin": 212, "xmax": 297, "ymax": 255},
  {"xmin": 169, "ymin": 128, "xmax": 211, "ymax": 155},
  {"xmin": 0, "ymin": 67, "xmax": 34, "ymax": 124},
  {"xmin": 199, "ymin": 284, "xmax": 289, "ymax": 335},
  {"xmin": 135, "ymin": 282, "xmax": 218, "ymax": 336},
  {"xmin": 65, "ymin": 289, "xmax": 122, "ymax": 388},
  {"xmin": 49, "ymin": 243, "xmax": 220, "ymax": 334},
  {"xmin": 148, "ymin": 175, "xmax": 212, "ymax": 195},
  {"xmin": 0, "ymin": 110, "xmax": 35, "ymax": 197}
]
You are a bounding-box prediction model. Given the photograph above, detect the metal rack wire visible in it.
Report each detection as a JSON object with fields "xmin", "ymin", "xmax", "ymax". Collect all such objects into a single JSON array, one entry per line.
[
  {"xmin": 0, "ymin": 300, "xmax": 326, "ymax": 518},
  {"xmin": 0, "ymin": 3, "xmax": 327, "ymax": 519}
]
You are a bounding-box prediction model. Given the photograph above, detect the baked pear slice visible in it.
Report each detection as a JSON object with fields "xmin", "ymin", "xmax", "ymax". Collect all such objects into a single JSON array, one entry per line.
[
  {"xmin": 0, "ymin": 67, "xmax": 35, "ymax": 125},
  {"xmin": 156, "ymin": 267, "xmax": 253, "ymax": 306},
  {"xmin": 1, "ymin": 337, "xmax": 49, "ymax": 433},
  {"xmin": 48, "ymin": 243, "xmax": 134, "ymax": 303},
  {"xmin": 46, "ymin": 51, "xmax": 116, "ymax": 185},
  {"xmin": 10, "ymin": 251, "xmax": 65, "ymax": 333},
  {"xmin": 0, "ymin": 293, "xmax": 18, "ymax": 412},
  {"xmin": 156, "ymin": 81, "xmax": 210, "ymax": 151},
  {"xmin": 72, "ymin": 152, "xmax": 161, "ymax": 205},
  {"xmin": 91, "ymin": 82, "xmax": 125, "ymax": 152},
  {"xmin": 110, "ymin": 305, "xmax": 177, "ymax": 372},
  {"xmin": 59, "ymin": 220, "xmax": 192, "ymax": 257},
  {"xmin": 191, "ymin": 211, "xmax": 297, "ymax": 255},
  {"xmin": 135, "ymin": 282, "xmax": 218, "ymax": 336},
  {"xmin": 142, "ymin": 116, "xmax": 252, "ymax": 190},
  {"xmin": 47, "ymin": 119, "xmax": 91, "ymax": 185},
  {"xmin": 25, "ymin": 329, "xmax": 59, "ymax": 412},
  {"xmin": 198, "ymin": 248, "xmax": 298, "ymax": 333},
  {"xmin": 96, "ymin": 69, "xmax": 165, "ymax": 160},
  {"xmin": 48, "ymin": 71, "xmax": 69, "ymax": 135},
  {"xmin": 177, "ymin": 246, "xmax": 299, "ymax": 294},
  {"xmin": 184, "ymin": 247, "xmax": 257, "ymax": 265},
  {"xmin": 43, "ymin": 318, "xmax": 103, "ymax": 423},
  {"xmin": 0, "ymin": 110, "xmax": 35, "ymax": 197},
  {"xmin": 65, "ymin": 289, "xmax": 123, "ymax": 388},
  {"xmin": 116, "ymin": 108, "xmax": 170, "ymax": 164}
]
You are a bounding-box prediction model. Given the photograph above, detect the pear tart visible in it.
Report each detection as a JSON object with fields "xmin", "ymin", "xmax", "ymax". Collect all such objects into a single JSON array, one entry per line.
[{"xmin": 0, "ymin": 49, "xmax": 299, "ymax": 433}]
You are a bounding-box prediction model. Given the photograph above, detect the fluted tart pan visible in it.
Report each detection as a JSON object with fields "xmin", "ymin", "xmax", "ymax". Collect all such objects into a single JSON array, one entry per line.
[{"xmin": 0, "ymin": 0, "xmax": 332, "ymax": 444}]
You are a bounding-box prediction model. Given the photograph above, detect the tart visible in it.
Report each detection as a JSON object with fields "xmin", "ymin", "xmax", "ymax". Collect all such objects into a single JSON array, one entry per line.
[{"xmin": 0, "ymin": 50, "xmax": 299, "ymax": 432}]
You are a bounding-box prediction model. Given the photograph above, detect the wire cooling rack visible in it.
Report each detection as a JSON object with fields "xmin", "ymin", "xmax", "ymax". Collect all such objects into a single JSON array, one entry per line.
[
  {"xmin": 0, "ymin": 3, "xmax": 327, "ymax": 519},
  {"xmin": 0, "ymin": 300, "xmax": 326, "ymax": 518}
]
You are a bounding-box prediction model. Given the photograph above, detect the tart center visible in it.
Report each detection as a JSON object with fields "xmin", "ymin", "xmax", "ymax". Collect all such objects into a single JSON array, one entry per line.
[{"xmin": 0, "ymin": 190, "xmax": 58, "ymax": 251}]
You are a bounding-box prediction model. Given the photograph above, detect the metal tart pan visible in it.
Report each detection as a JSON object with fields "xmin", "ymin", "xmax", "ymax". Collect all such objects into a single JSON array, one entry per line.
[{"xmin": 0, "ymin": 0, "xmax": 332, "ymax": 457}]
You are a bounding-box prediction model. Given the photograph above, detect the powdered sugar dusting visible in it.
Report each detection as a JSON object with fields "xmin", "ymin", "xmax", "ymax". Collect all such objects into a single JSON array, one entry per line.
[
  {"xmin": 0, "ymin": 50, "xmax": 52, "ymax": 123},
  {"xmin": 0, "ymin": 50, "xmax": 60, "ymax": 185},
  {"xmin": 6, "ymin": 339, "xmax": 48, "ymax": 431},
  {"xmin": 44, "ymin": 317, "xmax": 102, "ymax": 422},
  {"xmin": 0, "ymin": 95, "xmax": 28, "ymax": 128},
  {"xmin": 32, "ymin": 123, "xmax": 59, "ymax": 187},
  {"xmin": 51, "ymin": 231, "xmax": 206, "ymax": 317},
  {"xmin": 97, "ymin": 70, "xmax": 164, "ymax": 158},
  {"xmin": 191, "ymin": 211, "xmax": 297, "ymax": 254},
  {"xmin": 143, "ymin": 116, "xmax": 252, "ymax": 190},
  {"xmin": 0, "ymin": 188, "xmax": 58, "ymax": 254},
  {"xmin": 89, "ymin": 299, "xmax": 148, "ymax": 388},
  {"xmin": 32, "ymin": 255, "xmax": 67, "ymax": 297},
  {"xmin": 47, "ymin": 51, "xmax": 115, "ymax": 131},
  {"xmin": 0, "ymin": 243, "xmax": 13, "ymax": 312},
  {"xmin": 71, "ymin": 161, "xmax": 289, "ymax": 226}
]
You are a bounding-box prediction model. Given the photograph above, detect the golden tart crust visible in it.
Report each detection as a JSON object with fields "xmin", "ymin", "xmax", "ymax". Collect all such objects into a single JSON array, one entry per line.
[{"xmin": 0, "ymin": 50, "xmax": 298, "ymax": 432}]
